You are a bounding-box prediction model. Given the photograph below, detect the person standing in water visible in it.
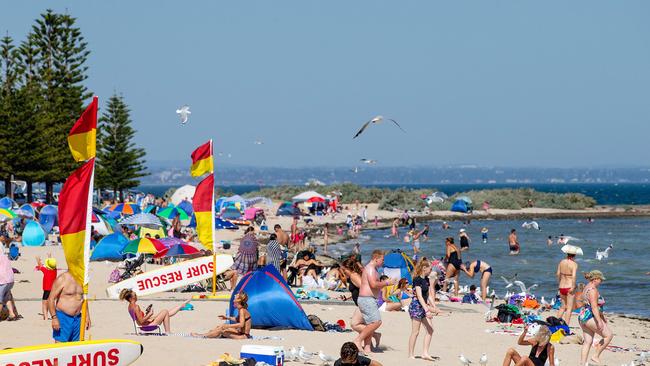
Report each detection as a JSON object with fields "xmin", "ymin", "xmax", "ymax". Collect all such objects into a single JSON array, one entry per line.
[
  {"xmin": 391, "ymin": 218, "xmax": 399, "ymax": 238},
  {"xmin": 459, "ymin": 229, "xmax": 470, "ymax": 252},
  {"xmin": 481, "ymin": 227, "xmax": 488, "ymax": 244},
  {"xmin": 556, "ymin": 246, "xmax": 579, "ymax": 324},
  {"xmin": 508, "ymin": 229, "xmax": 520, "ymax": 255},
  {"xmin": 462, "ymin": 259, "xmax": 493, "ymax": 302}
]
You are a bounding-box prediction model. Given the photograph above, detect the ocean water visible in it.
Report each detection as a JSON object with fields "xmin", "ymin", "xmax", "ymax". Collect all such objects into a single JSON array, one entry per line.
[
  {"xmin": 327, "ymin": 217, "xmax": 650, "ymax": 317},
  {"xmin": 137, "ymin": 183, "xmax": 650, "ymax": 205}
]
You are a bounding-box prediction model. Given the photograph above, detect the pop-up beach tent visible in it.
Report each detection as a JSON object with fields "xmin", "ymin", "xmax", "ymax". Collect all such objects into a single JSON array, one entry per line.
[
  {"xmin": 229, "ymin": 264, "xmax": 313, "ymax": 330},
  {"xmin": 38, "ymin": 205, "xmax": 58, "ymax": 234},
  {"xmin": 276, "ymin": 202, "xmax": 301, "ymax": 217},
  {"xmin": 451, "ymin": 199, "xmax": 472, "ymax": 213},
  {"xmin": 382, "ymin": 250, "xmax": 415, "ymax": 284},
  {"xmin": 22, "ymin": 220, "xmax": 46, "ymax": 246}
]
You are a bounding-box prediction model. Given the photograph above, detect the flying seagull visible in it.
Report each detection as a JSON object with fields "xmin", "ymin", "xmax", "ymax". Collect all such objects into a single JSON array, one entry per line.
[
  {"xmin": 254, "ymin": 139, "xmax": 264, "ymax": 145},
  {"xmin": 501, "ymin": 274, "xmax": 518, "ymax": 288},
  {"xmin": 353, "ymin": 115, "xmax": 405, "ymax": 139},
  {"xmin": 596, "ymin": 244, "xmax": 613, "ymax": 261},
  {"xmin": 361, "ymin": 159, "xmax": 377, "ymax": 165},
  {"xmin": 513, "ymin": 280, "xmax": 538, "ymax": 295},
  {"xmin": 522, "ymin": 221, "xmax": 540, "ymax": 230},
  {"xmin": 176, "ymin": 105, "xmax": 191, "ymax": 124}
]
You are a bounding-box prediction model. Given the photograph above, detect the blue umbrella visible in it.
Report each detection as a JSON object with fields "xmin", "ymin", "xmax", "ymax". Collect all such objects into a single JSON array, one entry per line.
[
  {"xmin": 39, "ymin": 205, "xmax": 58, "ymax": 234},
  {"xmin": 90, "ymin": 233, "xmax": 129, "ymax": 261},
  {"xmin": 0, "ymin": 197, "xmax": 16, "ymax": 209},
  {"xmin": 176, "ymin": 200, "xmax": 194, "ymax": 216}
]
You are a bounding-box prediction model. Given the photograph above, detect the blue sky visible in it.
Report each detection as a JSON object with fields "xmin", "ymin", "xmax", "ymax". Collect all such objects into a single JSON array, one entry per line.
[{"xmin": 3, "ymin": 1, "xmax": 649, "ymax": 168}]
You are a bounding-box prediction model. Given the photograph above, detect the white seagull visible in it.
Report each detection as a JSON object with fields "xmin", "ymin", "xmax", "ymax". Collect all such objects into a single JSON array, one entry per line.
[
  {"xmin": 298, "ymin": 347, "xmax": 314, "ymax": 362},
  {"xmin": 353, "ymin": 115, "xmax": 405, "ymax": 139},
  {"xmin": 287, "ymin": 347, "xmax": 298, "ymax": 361},
  {"xmin": 361, "ymin": 159, "xmax": 377, "ymax": 165},
  {"xmin": 513, "ymin": 280, "xmax": 538, "ymax": 295},
  {"xmin": 459, "ymin": 354, "xmax": 473, "ymax": 365},
  {"xmin": 501, "ymin": 274, "xmax": 517, "ymax": 289},
  {"xmin": 596, "ymin": 244, "xmax": 613, "ymax": 261},
  {"xmin": 350, "ymin": 167, "xmax": 359, "ymax": 173},
  {"xmin": 479, "ymin": 353, "xmax": 488, "ymax": 366},
  {"xmin": 522, "ymin": 221, "xmax": 540, "ymax": 230},
  {"xmin": 318, "ymin": 350, "xmax": 336, "ymax": 365},
  {"xmin": 176, "ymin": 105, "xmax": 191, "ymax": 124},
  {"xmin": 254, "ymin": 139, "xmax": 264, "ymax": 145}
]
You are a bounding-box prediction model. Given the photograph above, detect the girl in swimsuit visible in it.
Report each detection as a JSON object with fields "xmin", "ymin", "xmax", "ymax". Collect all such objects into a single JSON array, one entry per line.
[
  {"xmin": 442, "ymin": 237, "xmax": 462, "ymax": 296},
  {"xmin": 502, "ymin": 324, "xmax": 555, "ymax": 366},
  {"xmin": 462, "ymin": 260, "xmax": 493, "ymax": 301},
  {"xmin": 192, "ymin": 292, "xmax": 252, "ymax": 339},
  {"xmin": 578, "ymin": 270, "xmax": 613, "ymax": 365}
]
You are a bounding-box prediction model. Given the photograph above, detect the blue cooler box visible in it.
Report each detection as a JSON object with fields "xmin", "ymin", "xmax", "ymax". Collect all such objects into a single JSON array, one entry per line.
[{"xmin": 240, "ymin": 345, "xmax": 284, "ymax": 365}]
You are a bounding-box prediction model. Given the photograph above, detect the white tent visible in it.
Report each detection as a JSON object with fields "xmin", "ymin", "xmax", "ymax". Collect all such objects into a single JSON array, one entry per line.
[
  {"xmin": 292, "ymin": 190, "xmax": 325, "ymax": 202},
  {"xmin": 170, "ymin": 185, "xmax": 196, "ymax": 205}
]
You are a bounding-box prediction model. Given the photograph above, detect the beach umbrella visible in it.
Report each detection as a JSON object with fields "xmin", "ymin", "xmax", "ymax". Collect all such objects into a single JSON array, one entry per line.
[
  {"xmin": 106, "ymin": 202, "xmax": 141, "ymax": 215},
  {"xmin": 170, "ymin": 185, "xmax": 195, "ymax": 205},
  {"xmin": 139, "ymin": 226, "xmax": 167, "ymax": 239},
  {"xmin": 176, "ymin": 200, "xmax": 194, "ymax": 216},
  {"xmin": 143, "ymin": 204, "xmax": 158, "ymax": 214},
  {"xmin": 157, "ymin": 206, "xmax": 190, "ymax": 221},
  {"xmin": 122, "ymin": 237, "xmax": 166, "ymax": 254},
  {"xmin": 153, "ymin": 243, "xmax": 200, "ymax": 258},
  {"xmin": 0, "ymin": 197, "xmax": 16, "ymax": 209},
  {"xmin": 0, "ymin": 208, "xmax": 17, "ymax": 221},
  {"xmin": 118, "ymin": 213, "xmax": 163, "ymax": 229},
  {"xmin": 39, "ymin": 205, "xmax": 58, "ymax": 234},
  {"xmin": 159, "ymin": 237, "xmax": 187, "ymax": 248},
  {"xmin": 307, "ymin": 196, "xmax": 326, "ymax": 203},
  {"xmin": 90, "ymin": 233, "xmax": 129, "ymax": 261}
]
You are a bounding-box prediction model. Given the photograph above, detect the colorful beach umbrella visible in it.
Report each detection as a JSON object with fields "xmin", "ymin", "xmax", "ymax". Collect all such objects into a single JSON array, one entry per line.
[
  {"xmin": 159, "ymin": 237, "xmax": 187, "ymax": 248},
  {"xmin": 106, "ymin": 202, "xmax": 141, "ymax": 215},
  {"xmin": 157, "ymin": 206, "xmax": 190, "ymax": 221},
  {"xmin": 0, "ymin": 208, "xmax": 16, "ymax": 221},
  {"xmin": 153, "ymin": 243, "xmax": 199, "ymax": 258},
  {"xmin": 122, "ymin": 237, "xmax": 166, "ymax": 254},
  {"xmin": 118, "ymin": 213, "xmax": 163, "ymax": 229}
]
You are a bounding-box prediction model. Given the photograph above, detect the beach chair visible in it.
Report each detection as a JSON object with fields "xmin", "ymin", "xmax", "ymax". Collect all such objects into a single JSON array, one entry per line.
[{"xmin": 128, "ymin": 309, "xmax": 163, "ymax": 335}]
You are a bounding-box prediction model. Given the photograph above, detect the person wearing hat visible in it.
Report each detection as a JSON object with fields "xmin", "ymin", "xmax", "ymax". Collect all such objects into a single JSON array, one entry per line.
[
  {"xmin": 578, "ymin": 270, "xmax": 612, "ymax": 365},
  {"xmin": 556, "ymin": 245, "xmax": 580, "ymax": 324},
  {"xmin": 459, "ymin": 228, "xmax": 470, "ymax": 252},
  {"xmin": 36, "ymin": 255, "xmax": 58, "ymax": 320}
]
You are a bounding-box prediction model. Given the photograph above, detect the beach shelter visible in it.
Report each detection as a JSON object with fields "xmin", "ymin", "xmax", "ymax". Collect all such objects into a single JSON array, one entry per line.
[
  {"xmin": 0, "ymin": 197, "xmax": 16, "ymax": 209},
  {"xmin": 38, "ymin": 205, "xmax": 58, "ymax": 234},
  {"xmin": 170, "ymin": 184, "xmax": 195, "ymax": 205},
  {"xmin": 22, "ymin": 219, "xmax": 46, "ymax": 246},
  {"xmin": 276, "ymin": 202, "xmax": 300, "ymax": 216},
  {"xmin": 292, "ymin": 191, "xmax": 325, "ymax": 203},
  {"xmin": 221, "ymin": 207, "xmax": 242, "ymax": 220},
  {"xmin": 17, "ymin": 204, "xmax": 35, "ymax": 218},
  {"xmin": 229, "ymin": 264, "xmax": 313, "ymax": 331},
  {"xmin": 90, "ymin": 233, "xmax": 128, "ymax": 261},
  {"xmin": 382, "ymin": 250, "xmax": 415, "ymax": 284},
  {"xmin": 450, "ymin": 199, "xmax": 471, "ymax": 213}
]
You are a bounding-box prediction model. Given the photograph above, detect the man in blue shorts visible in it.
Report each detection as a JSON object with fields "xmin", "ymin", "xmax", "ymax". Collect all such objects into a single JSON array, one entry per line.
[{"xmin": 47, "ymin": 272, "xmax": 90, "ymax": 342}]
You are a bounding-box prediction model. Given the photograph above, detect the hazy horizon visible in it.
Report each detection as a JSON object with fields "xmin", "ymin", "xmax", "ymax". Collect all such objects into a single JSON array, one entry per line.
[{"xmin": 3, "ymin": 1, "xmax": 649, "ymax": 168}]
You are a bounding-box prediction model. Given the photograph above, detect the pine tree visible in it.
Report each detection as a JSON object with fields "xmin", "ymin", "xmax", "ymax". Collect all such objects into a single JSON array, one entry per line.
[
  {"xmin": 96, "ymin": 94, "xmax": 148, "ymax": 201},
  {"xmin": 0, "ymin": 34, "xmax": 21, "ymax": 195}
]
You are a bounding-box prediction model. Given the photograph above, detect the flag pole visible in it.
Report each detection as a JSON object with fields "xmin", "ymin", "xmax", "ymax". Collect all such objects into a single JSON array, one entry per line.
[
  {"xmin": 210, "ymin": 139, "xmax": 217, "ymax": 296},
  {"xmin": 79, "ymin": 160, "xmax": 95, "ymax": 340}
]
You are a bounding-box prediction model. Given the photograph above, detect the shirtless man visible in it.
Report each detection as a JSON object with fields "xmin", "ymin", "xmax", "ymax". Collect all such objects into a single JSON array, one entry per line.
[
  {"xmin": 508, "ymin": 229, "xmax": 520, "ymax": 255},
  {"xmin": 556, "ymin": 250, "xmax": 578, "ymax": 324},
  {"xmin": 274, "ymin": 224, "xmax": 289, "ymax": 247},
  {"xmin": 354, "ymin": 250, "xmax": 395, "ymax": 353},
  {"xmin": 47, "ymin": 272, "xmax": 89, "ymax": 342}
]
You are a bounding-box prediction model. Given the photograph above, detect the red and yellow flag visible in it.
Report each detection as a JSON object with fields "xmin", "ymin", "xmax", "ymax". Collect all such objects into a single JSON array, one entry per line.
[
  {"xmin": 68, "ymin": 96, "xmax": 98, "ymax": 162},
  {"xmin": 58, "ymin": 158, "xmax": 95, "ymax": 290},
  {"xmin": 190, "ymin": 140, "xmax": 213, "ymax": 177},
  {"xmin": 192, "ymin": 173, "xmax": 214, "ymax": 250}
]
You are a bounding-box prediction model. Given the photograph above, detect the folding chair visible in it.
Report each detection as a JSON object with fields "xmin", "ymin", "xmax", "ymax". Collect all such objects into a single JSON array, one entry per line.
[{"xmin": 128, "ymin": 309, "xmax": 163, "ymax": 335}]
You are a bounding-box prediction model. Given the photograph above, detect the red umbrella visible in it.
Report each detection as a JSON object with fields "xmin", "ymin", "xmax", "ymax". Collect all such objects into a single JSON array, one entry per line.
[{"xmin": 153, "ymin": 243, "xmax": 200, "ymax": 258}]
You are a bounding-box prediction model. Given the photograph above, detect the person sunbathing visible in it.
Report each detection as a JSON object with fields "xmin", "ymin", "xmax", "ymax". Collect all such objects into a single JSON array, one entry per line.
[
  {"xmin": 502, "ymin": 324, "xmax": 555, "ymax": 366},
  {"xmin": 192, "ymin": 292, "xmax": 252, "ymax": 339},
  {"xmin": 119, "ymin": 289, "xmax": 188, "ymax": 333}
]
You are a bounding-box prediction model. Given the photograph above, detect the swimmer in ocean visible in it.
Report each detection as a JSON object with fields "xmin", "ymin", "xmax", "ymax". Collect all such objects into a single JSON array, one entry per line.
[{"xmin": 508, "ymin": 229, "xmax": 520, "ymax": 255}]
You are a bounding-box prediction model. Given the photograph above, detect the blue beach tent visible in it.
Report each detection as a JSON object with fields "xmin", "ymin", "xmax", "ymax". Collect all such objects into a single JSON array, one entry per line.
[
  {"xmin": 22, "ymin": 220, "xmax": 46, "ymax": 246},
  {"xmin": 382, "ymin": 250, "xmax": 415, "ymax": 284},
  {"xmin": 229, "ymin": 264, "xmax": 313, "ymax": 331},
  {"xmin": 90, "ymin": 233, "xmax": 128, "ymax": 261},
  {"xmin": 39, "ymin": 205, "xmax": 58, "ymax": 234},
  {"xmin": 451, "ymin": 199, "xmax": 471, "ymax": 213}
]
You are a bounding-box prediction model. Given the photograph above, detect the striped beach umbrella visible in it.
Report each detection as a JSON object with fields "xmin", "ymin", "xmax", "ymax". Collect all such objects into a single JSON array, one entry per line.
[
  {"xmin": 106, "ymin": 202, "xmax": 141, "ymax": 215},
  {"xmin": 153, "ymin": 243, "xmax": 200, "ymax": 258},
  {"xmin": 157, "ymin": 206, "xmax": 190, "ymax": 221},
  {"xmin": 0, "ymin": 208, "xmax": 16, "ymax": 221},
  {"xmin": 159, "ymin": 237, "xmax": 186, "ymax": 248},
  {"xmin": 118, "ymin": 213, "xmax": 163, "ymax": 229},
  {"xmin": 122, "ymin": 237, "xmax": 166, "ymax": 254}
]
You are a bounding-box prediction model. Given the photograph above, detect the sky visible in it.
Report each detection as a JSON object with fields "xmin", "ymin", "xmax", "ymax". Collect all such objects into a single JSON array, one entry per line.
[{"xmin": 3, "ymin": 1, "xmax": 650, "ymax": 168}]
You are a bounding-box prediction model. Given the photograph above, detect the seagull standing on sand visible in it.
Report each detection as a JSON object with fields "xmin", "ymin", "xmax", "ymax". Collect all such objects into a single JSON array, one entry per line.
[
  {"xmin": 176, "ymin": 105, "xmax": 191, "ymax": 124},
  {"xmin": 287, "ymin": 347, "xmax": 298, "ymax": 361},
  {"xmin": 596, "ymin": 244, "xmax": 614, "ymax": 261},
  {"xmin": 459, "ymin": 354, "xmax": 472, "ymax": 365},
  {"xmin": 479, "ymin": 353, "xmax": 488, "ymax": 366},
  {"xmin": 318, "ymin": 351, "xmax": 336, "ymax": 365},
  {"xmin": 353, "ymin": 115, "xmax": 405, "ymax": 139},
  {"xmin": 298, "ymin": 347, "xmax": 314, "ymax": 362}
]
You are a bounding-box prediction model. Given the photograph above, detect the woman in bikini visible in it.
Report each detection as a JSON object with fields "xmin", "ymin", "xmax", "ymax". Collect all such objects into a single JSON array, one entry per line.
[
  {"xmin": 192, "ymin": 292, "xmax": 252, "ymax": 339},
  {"xmin": 462, "ymin": 259, "xmax": 493, "ymax": 301},
  {"xmin": 120, "ymin": 289, "xmax": 189, "ymax": 334},
  {"xmin": 502, "ymin": 324, "xmax": 556, "ymax": 365},
  {"xmin": 556, "ymin": 247, "xmax": 578, "ymax": 324},
  {"xmin": 578, "ymin": 270, "xmax": 613, "ymax": 365},
  {"xmin": 442, "ymin": 237, "xmax": 462, "ymax": 296}
]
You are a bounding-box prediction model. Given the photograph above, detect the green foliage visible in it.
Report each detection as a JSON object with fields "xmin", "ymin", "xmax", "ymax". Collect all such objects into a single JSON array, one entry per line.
[
  {"xmin": 245, "ymin": 184, "xmax": 597, "ymax": 211},
  {"xmin": 96, "ymin": 94, "xmax": 147, "ymax": 200}
]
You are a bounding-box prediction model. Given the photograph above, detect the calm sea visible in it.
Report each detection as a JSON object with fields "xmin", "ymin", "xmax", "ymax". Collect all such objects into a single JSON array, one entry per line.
[
  {"xmin": 327, "ymin": 217, "xmax": 650, "ymax": 317},
  {"xmin": 137, "ymin": 183, "xmax": 650, "ymax": 205}
]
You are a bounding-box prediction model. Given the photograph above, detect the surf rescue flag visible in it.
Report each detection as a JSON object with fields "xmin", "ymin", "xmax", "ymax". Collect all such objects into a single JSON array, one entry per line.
[
  {"xmin": 67, "ymin": 96, "xmax": 98, "ymax": 162},
  {"xmin": 192, "ymin": 173, "xmax": 214, "ymax": 250},
  {"xmin": 58, "ymin": 158, "xmax": 95, "ymax": 290},
  {"xmin": 190, "ymin": 140, "xmax": 213, "ymax": 177}
]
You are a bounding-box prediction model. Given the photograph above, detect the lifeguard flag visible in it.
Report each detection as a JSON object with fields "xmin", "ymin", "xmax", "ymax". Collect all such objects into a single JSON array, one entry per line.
[
  {"xmin": 192, "ymin": 173, "xmax": 214, "ymax": 250},
  {"xmin": 190, "ymin": 141, "xmax": 213, "ymax": 177},
  {"xmin": 59, "ymin": 158, "xmax": 95, "ymax": 289},
  {"xmin": 67, "ymin": 96, "xmax": 98, "ymax": 162}
]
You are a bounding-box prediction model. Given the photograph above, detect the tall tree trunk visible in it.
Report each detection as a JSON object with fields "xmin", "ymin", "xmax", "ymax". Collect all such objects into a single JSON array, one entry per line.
[
  {"xmin": 3, "ymin": 178, "xmax": 10, "ymax": 199},
  {"xmin": 26, "ymin": 180, "xmax": 33, "ymax": 203},
  {"xmin": 119, "ymin": 189, "xmax": 124, "ymax": 202},
  {"xmin": 45, "ymin": 181, "xmax": 54, "ymax": 204}
]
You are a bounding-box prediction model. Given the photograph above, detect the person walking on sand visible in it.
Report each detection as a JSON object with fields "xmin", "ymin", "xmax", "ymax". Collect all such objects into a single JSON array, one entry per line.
[
  {"xmin": 340, "ymin": 258, "xmax": 380, "ymax": 351},
  {"xmin": 355, "ymin": 250, "xmax": 395, "ymax": 353},
  {"xmin": 0, "ymin": 251, "xmax": 21, "ymax": 321},
  {"xmin": 579, "ymin": 270, "xmax": 613, "ymax": 366},
  {"xmin": 35, "ymin": 255, "xmax": 58, "ymax": 320},
  {"xmin": 408, "ymin": 260, "xmax": 439, "ymax": 361},
  {"xmin": 48, "ymin": 272, "xmax": 89, "ymax": 342},
  {"xmin": 508, "ymin": 229, "xmax": 520, "ymax": 255},
  {"xmin": 556, "ymin": 245, "xmax": 579, "ymax": 324}
]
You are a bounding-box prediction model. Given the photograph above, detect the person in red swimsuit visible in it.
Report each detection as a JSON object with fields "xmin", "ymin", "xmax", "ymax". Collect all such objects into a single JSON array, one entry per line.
[{"xmin": 556, "ymin": 245, "xmax": 579, "ymax": 324}]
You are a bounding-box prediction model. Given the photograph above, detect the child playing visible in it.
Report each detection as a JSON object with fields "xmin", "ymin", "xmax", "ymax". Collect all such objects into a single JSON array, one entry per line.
[
  {"xmin": 462, "ymin": 284, "xmax": 480, "ymax": 304},
  {"xmin": 35, "ymin": 255, "xmax": 57, "ymax": 320}
]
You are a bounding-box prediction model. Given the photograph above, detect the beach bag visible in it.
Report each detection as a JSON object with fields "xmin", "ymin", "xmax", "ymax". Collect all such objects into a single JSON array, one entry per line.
[
  {"xmin": 546, "ymin": 316, "xmax": 567, "ymax": 327},
  {"xmin": 496, "ymin": 304, "xmax": 521, "ymax": 323},
  {"xmin": 307, "ymin": 314, "xmax": 326, "ymax": 332}
]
